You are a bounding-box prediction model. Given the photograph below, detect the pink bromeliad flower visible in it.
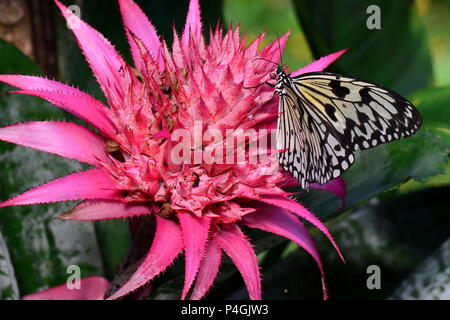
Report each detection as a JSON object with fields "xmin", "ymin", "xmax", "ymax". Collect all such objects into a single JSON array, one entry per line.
[{"xmin": 0, "ymin": 0, "xmax": 347, "ymax": 300}]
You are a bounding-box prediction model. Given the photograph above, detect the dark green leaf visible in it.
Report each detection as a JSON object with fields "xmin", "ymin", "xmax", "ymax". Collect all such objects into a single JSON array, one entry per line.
[
  {"xmin": 410, "ymin": 87, "xmax": 450, "ymax": 145},
  {"xmin": 292, "ymin": 0, "xmax": 433, "ymax": 95},
  {"xmin": 300, "ymin": 129, "xmax": 448, "ymax": 218},
  {"xmin": 94, "ymin": 220, "xmax": 131, "ymax": 280},
  {"xmin": 397, "ymin": 86, "xmax": 450, "ymax": 192},
  {"xmin": 416, "ymin": 0, "xmax": 450, "ymax": 86}
]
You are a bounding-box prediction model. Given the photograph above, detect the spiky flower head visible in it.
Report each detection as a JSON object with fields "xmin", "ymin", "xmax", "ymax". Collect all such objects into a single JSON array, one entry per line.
[{"xmin": 0, "ymin": 0, "xmax": 347, "ymax": 299}]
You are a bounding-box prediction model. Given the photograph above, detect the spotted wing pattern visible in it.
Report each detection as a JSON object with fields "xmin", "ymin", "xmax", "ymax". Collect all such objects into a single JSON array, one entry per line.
[{"xmin": 276, "ymin": 72, "xmax": 422, "ymax": 189}]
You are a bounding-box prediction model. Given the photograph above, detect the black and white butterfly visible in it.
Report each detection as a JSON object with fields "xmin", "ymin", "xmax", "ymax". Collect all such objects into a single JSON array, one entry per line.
[{"xmin": 269, "ymin": 65, "xmax": 422, "ymax": 189}]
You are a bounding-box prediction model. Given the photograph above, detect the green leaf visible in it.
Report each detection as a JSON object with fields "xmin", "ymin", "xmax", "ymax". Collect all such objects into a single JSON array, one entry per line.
[
  {"xmin": 292, "ymin": 0, "xmax": 433, "ymax": 95},
  {"xmin": 399, "ymin": 160, "xmax": 450, "ymax": 194},
  {"xmin": 224, "ymin": 0, "xmax": 313, "ymax": 69},
  {"xmin": 416, "ymin": 0, "xmax": 450, "ymax": 86},
  {"xmin": 298, "ymin": 130, "xmax": 448, "ymax": 218},
  {"xmin": 0, "ymin": 40, "xmax": 104, "ymax": 296},
  {"xmin": 410, "ymin": 87, "xmax": 450, "ymax": 145},
  {"xmin": 94, "ymin": 220, "xmax": 130, "ymax": 280},
  {"xmin": 398, "ymin": 86, "xmax": 450, "ymax": 193}
]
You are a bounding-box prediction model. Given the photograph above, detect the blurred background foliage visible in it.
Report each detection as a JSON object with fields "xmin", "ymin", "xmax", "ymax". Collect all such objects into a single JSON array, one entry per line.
[{"xmin": 0, "ymin": 0, "xmax": 449, "ymax": 300}]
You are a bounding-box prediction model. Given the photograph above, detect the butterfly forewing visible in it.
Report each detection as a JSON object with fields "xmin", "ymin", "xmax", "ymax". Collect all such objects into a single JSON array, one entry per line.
[
  {"xmin": 294, "ymin": 73, "xmax": 422, "ymax": 150},
  {"xmin": 276, "ymin": 71, "xmax": 422, "ymax": 188}
]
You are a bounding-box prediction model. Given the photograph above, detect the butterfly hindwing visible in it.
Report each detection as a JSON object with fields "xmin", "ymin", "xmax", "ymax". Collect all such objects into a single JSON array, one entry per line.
[{"xmin": 276, "ymin": 71, "xmax": 422, "ymax": 188}]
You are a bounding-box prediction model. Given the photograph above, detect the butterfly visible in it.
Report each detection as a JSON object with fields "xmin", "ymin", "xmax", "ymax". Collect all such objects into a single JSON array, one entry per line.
[{"xmin": 268, "ymin": 65, "xmax": 422, "ymax": 189}]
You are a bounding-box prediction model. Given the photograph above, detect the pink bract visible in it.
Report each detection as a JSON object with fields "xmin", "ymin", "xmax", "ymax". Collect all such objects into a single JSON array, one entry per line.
[
  {"xmin": 0, "ymin": 0, "xmax": 347, "ymax": 300},
  {"xmin": 22, "ymin": 276, "xmax": 109, "ymax": 300}
]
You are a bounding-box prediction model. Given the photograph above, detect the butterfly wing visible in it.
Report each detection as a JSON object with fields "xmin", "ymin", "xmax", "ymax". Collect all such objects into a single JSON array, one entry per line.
[
  {"xmin": 277, "ymin": 88, "xmax": 353, "ymax": 189},
  {"xmin": 277, "ymin": 72, "xmax": 422, "ymax": 188},
  {"xmin": 295, "ymin": 73, "xmax": 422, "ymax": 150}
]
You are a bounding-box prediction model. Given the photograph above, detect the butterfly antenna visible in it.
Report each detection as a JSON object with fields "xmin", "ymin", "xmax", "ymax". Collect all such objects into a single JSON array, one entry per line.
[
  {"xmin": 277, "ymin": 33, "xmax": 283, "ymax": 66},
  {"xmin": 252, "ymin": 57, "xmax": 278, "ymax": 65},
  {"xmin": 268, "ymin": 31, "xmax": 283, "ymax": 66}
]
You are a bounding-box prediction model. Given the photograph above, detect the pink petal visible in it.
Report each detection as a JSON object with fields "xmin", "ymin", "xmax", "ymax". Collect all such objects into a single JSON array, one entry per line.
[
  {"xmin": 118, "ymin": 0, "xmax": 162, "ymax": 69},
  {"xmin": 243, "ymin": 204, "xmax": 328, "ymax": 299},
  {"xmin": 182, "ymin": 0, "xmax": 202, "ymax": 45},
  {"xmin": 55, "ymin": 0, "xmax": 126, "ymax": 106},
  {"xmin": 151, "ymin": 128, "xmax": 171, "ymax": 140},
  {"xmin": 280, "ymin": 176, "xmax": 346, "ymax": 208},
  {"xmin": 0, "ymin": 121, "xmax": 109, "ymax": 165},
  {"xmin": 259, "ymin": 195, "xmax": 344, "ymax": 262},
  {"xmin": 178, "ymin": 211, "xmax": 211, "ymax": 299},
  {"xmin": 245, "ymin": 32, "xmax": 265, "ymax": 59},
  {"xmin": 190, "ymin": 240, "xmax": 222, "ymax": 300},
  {"xmin": 58, "ymin": 200, "xmax": 150, "ymax": 221},
  {"xmin": 22, "ymin": 276, "xmax": 109, "ymax": 300},
  {"xmin": 0, "ymin": 169, "xmax": 121, "ymax": 208},
  {"xmin": 278, "ymin": 175, "xmax": 300, "ymax": 188},
  {"xmin": 311, "ymin": 177, "xmax": 346, "ymax": 208},
  {"xmin": 215, "ymin": 225, "xmax": 261, "ymax": 300},
  {"xmin": 0, "ymin": 75, "xmax": 116, "ymax": 137},
  {"xmin": 259, "ymin": 32, "xmax": 290, "ymax": 64},
  {"xmin": 291, "ymin": 49, "xmax": 347, "ymax": 76},
  {"xmin": 107, "ymin": 216, "xmax": 183, "ymax": 300}
]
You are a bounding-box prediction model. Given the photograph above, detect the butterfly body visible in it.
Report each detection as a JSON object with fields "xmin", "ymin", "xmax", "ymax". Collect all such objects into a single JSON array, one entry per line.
[{"xmin": 272, "ymin": 66, "xmax": 422, "ymax": 189}]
